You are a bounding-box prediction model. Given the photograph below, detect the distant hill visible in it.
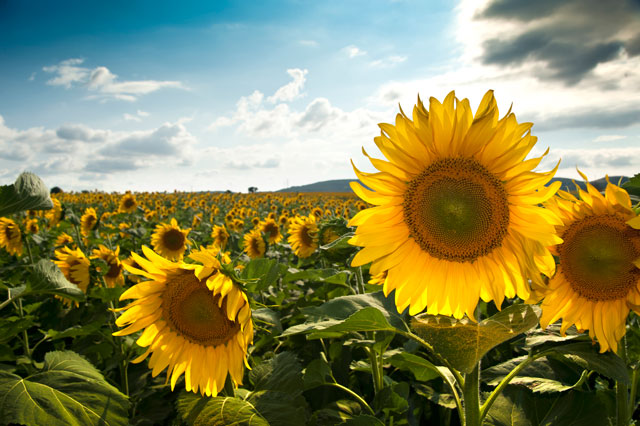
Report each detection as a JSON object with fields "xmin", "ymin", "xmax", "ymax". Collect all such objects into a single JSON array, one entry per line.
[{"xmin": 276, "ymin": 176, "xmax": 631, "ymax": 193}]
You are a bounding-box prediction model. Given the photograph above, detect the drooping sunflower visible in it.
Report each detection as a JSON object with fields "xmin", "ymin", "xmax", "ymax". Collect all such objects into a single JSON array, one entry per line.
[
  {"xmin": 0, "ymin": 217, "xmax": 23, "ymax": 256},
  {"xmin": 539, "ymin": 176, "xmax": 640, "ymax": 353},
  {"xmin": 54, "ymin": 247, "xmax": 90, "ymax": 293},
  {"xmin": 288, "ymin": 215, "xmax": 319, "ymax": 258},
  {"xmin": 113, "ymin": 246, "xmax": 253, "ymax": 397},
  {"xmin": 349, "ymin": 90, "xmax": 562, "ymax": 318},
  {"xmin": 54, "ymin": 232, "xmax": 75, "ymax": 248},
  {"xmin": 210, "ymin": 225, "xmax": 230, "ymax": 249},
  {"xmin": 260, "ymin": 218, "xmax": 283, "ymax": 244},
  {"xmin": 119, "ymin": 192, "xmax": 138, "ymax": 213},
  {"xmin": 24, "ymin": 218, "xmax": 39, "ymax": 234},
  {"xmin": 91, "ymin": 245, "xmax": 124, "ymax": 287},
  {"xmin": 80, "ymin": 207, "xmax": 98, "ymax": 237},
  {"xmin": 243, "ymin": 229, "xmax": 266, "ymax": 259},
  {"xmin": 151, "ymin": 218, "xmax": 191, "ymax": 261}
]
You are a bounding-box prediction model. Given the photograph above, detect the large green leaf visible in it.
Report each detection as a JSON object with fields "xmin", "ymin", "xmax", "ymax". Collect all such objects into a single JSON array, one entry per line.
[
  {"xmin": 0, "ymin": 172, "xmax": 53, "ymax": 216},
  {"xmin": 388, "ymin": 352, "xmax": 440, "ymax": 382},
  {"xmin": 191, "ymin": 397, "xmax": 269, "ymax": 426},
  {"xmin": 483, "ymin": 356, "xmax": 585, "ymax": 393},
  {"xmin": 283, "ymin": 268, "xmax": 351, "ymax": 286},
  {"xmin": 28, "ymin": 259, "xmax": 85, "ymax": 301},
  {"xmin": 547, "ymin": 342, "xmax": 630, "ymax": 384},
  {"xmin": 0, "ymin": 350, "xmax": 129, "ymax": 426},
  {"xmin": 281, "ymin": 291, "xmax": 407, "ymax": 338},
  {"xmin": 484, "ymin": 386, "xmax": 614, "ymax": 426},
  {"xmin": 411, "ymin": 304, "xmax": 540, "ymax": 373},
  {"xmin": 241, "ymin": 258, "xmax": 284, "ymax": 293}
]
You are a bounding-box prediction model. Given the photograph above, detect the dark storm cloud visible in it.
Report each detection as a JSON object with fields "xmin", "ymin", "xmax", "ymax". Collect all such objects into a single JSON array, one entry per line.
[{"xmin": 476, "ymin": 0, "xmax": 640, "ymax": 85}]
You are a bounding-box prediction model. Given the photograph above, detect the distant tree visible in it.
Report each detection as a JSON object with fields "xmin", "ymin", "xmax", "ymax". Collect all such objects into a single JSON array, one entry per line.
[
  {"xmin": 50, "ymin": 186, "xmax": 63, "ymax": 194},
  {"xmin": 248, "ymin": 186, "xmax": 258, "ymax": 193}
]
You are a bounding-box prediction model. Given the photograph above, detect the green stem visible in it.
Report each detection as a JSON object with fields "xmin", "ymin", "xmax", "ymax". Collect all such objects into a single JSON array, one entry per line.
[
  {"xmin": 479, "ymin": 351, "xmax": 547, "ymax": 423},
  {"xmin": 366, "ymin": 346, "xmax": 383, "ymax": 394},
  {"xmin": 617, "ymin": 337, "xmax": 629, "ymax": 426},
  {"xmin": 629, "ymin": 367, "xmax": 638, "ymax": 420},
  {"xmin": 463, "ymin": 363, "xmax": 480, "ymax": 426},
  {"xmin": 328, "ymin": 382, "xmax": 376, "ymax": 416},
  {"xmin": 109, "ymin": 300, "xmax": 130, "ymax": 396},
  {"xmin": 355, "ymin": 266, "xmax": 366, "ymax": 295},
  {"xmin": 24, "ymin": 237, "xmax": 35, "ymax": 266},
  {"xmin": 0, "ymin": 293, "xmax": 20, "ymax": 311},
  {"xmin": 18, "ymin": 298, "xmax": 31, "ymax": 359}
]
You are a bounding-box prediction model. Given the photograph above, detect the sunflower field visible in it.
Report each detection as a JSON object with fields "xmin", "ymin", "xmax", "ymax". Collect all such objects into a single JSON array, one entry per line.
[{"xmin": 2, "ymin": 91, "xmax": 640, "ymax": 426}]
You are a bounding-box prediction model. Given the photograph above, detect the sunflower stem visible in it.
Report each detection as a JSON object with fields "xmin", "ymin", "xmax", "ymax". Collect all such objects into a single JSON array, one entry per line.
[
  {"xmin": 463, "ymin": 362, "xmax": 481, "ymax": 426},
  {"xmin": 327, "ymin": 382, "xmax": 375, "ymax": 416},
  {"xmin": 616, "ymin": 336, "xmax": 629, "ymax": 426},
  {"xmin": 629, "ymin": 366, "xmax": 638, "ymax": 420},
  {"xmin": 355, "ymin": 266, "xmax": 366, "ymax": 295},
  {"xmin": 17, "ymin": 298, "xmax": 31, "ymax": 359}
]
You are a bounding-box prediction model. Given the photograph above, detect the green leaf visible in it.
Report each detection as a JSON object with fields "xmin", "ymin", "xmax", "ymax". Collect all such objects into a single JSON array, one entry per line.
[
  {"xmin": 252, "ymin": 308, "xmax": 282, "ymax": 333},
  {"xmin": 0, "ymin": 172, "xmax": 53, "ymax": 216},
  {"xmin": 484, "ymin": 386, "xmax": 614, "ymax": 426},
  {"xmin": 176, "ymin": 392, "xmax": 211, "ymax": 425},
  {"xmin": 27, "ymin": 259, "xmax": 85, "ymax": 301},
  {"xmin": 248, "ymin": 390, "xmax": 307, "ymax": 426},
  {"xmin": 411, "ymin": 304, "xmax": 540, "ymax": 373},
  {"xmin": 241, "ymin": 258, "xmax": 283, "ymax": 292},
  {"xmin": 0, "ymin": 350, "xmax": 129, "ymax": 426},
  {"xmin": 341, "ymin": 415, "xmax": 385, "ymax": 426},
  {"xmin": 191, "ymin": 397, "xmax": 269, "ymax": 426},
  {"xmin": 249, "ymin": 352, "xmax": 304, "ymax": 395},
  {"xmin": 388, "ymin": 352, "xmax": 440, "ymax": 382},
  {"xmin": 414, "ymin": 384, "xmax": 457, "ymax": 409},
  {"xmin": 303, "ymin": 355, "xmax": 334, "ymax": 390},
  {"xmin": 283, "ymin": 268, "xmax": 350, "ymax": 286},
  {"xmin": 0, "ymin": 316, "xmax": 36, "ymax": 344},
  {"xmin": 281, "ymin": 291, "xmax": 407, "ymax": 338},
  {"xmin": 548, "ymin": 342, "xmax": 630, "ymax": 384},
  {"xmin": 621, "ymin": 173, "xmax": 640, "ymax": 197},
  {"xmin": 483, "ymin": 356, "xmax": 585, "ymax": 394}
]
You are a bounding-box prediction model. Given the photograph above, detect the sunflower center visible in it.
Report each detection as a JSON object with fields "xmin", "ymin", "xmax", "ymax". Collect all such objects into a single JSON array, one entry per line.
[
  {"xmin": 163, "ymin": 229, "xmax": 185, "ymax": 251},
  {"xmin": 299, "ymin": 225, "xmax": 314, "ymax": 247},
  {"xmin": 162, "ymin": 272, "xmax": 239, "ymax": 346},
  {"xmin": 560, "ymin": 214, "xmax": 640, "ymax": 301},
  {"xmin": 264, "ymin": 223, "xmax": 278, "ymax": 238},
  {"xmin": 403, "ymin": 157, "xmax": 509, "ymax": 263},
  {"xmin": 105, "ymin": 261, "xmax": 122, "ymax": 278},
  {"xmin": 123, "ymin": 198, "xmax": 135, "ymax": 208}
]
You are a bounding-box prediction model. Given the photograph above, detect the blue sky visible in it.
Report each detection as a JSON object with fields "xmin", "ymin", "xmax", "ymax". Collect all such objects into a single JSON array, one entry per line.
[{"xmin": 1, "ymin": 0, "xmax": 639, "ymax": 192}]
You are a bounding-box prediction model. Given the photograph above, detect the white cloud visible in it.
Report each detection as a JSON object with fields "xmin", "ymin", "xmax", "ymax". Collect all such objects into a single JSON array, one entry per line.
[
  {"xmin": 343, "ymin": 45, "xmax": 367, "ymax": 58},
  {"xmin": 43, "ymin": 58, "xmax": 185, "ymax": 101},
  {"xmin": 0, "ymin": 114, "xmax": 197, "ymax": 190},
  {"xmin": 267, "ymin": 69, "xmax": 308, "ymax": 103},
  {"xmin": 123, "ymin": 110, "xmax": 150, "ymax": 122},
  {"xmin": 369, "ymin": 55, "xmax": 407, "ymax": 68},
  {"xmin": 593, "ymin": 134, "xmax": 627, "ymax": 142}
]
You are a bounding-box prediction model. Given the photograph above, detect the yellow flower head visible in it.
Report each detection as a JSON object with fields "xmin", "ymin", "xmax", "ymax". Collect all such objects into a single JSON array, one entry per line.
[
  {"xmin": 349, "ymin": 90, "xmax": 561, "ymax": 318},
  {"xmin": 151, "ymin": 218, "xmax": 190, "ymax": 261},
  {"xmin": 91, "ymin": 245, "xmax": 124, "ymax": 287},
  {"xmin": 243, "ymin": 229, "xmax": 266, "ymax": 259},
  {"xmin": 54, "ymin": 247, "xmax": 90, "ymax": 292},
  {"xmin": 0, "ymin": 217, "xmax": 23, "ymax": 256},
  {"xmin": 540, "ymin": 174, "xmax": 640, "ymax": 353},
  {"xmin": 80, "ymin": 207, "xmax": 98, "ymax": 237},
  {"xmin": 114, "ymin": 246, "xmax": 253, "ymax": 397},
  {"xmin": 260, "ymin": 218, "xmax": 283, "ymax": 244},
  {"xmin": 288, "ymin": 215, "xmax": 319, "ymax": 258},
  {"xmin": 211, "ymin": 225, "xmax": 230, "ymax": 249},
  {"xmin": 119, "ymin": 192, "xmax": 138, "ymax": 213}
]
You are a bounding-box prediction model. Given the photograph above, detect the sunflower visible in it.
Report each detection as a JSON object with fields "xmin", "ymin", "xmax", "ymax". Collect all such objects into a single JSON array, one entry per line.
[
  {"xmin": 122, "ymin": 256, "xmax": 142, "ymax": 284},
  {"xmin": 54, "ymin": 247, "xmax": 90, "ymax": 293},
  {"xmin": 288, "ymin": 215, "xmax": 319, "ymax": 258},
  {"xmin": 260, "ymin": 218, "xmax": 283, "ymax": 244},
  {"xmin": 113, "ymin": 246, "xmax": 253, "ymax": 397},
  {"xmin": 45, "ymin": 197, "xmax": 62, "ymax": 227},
  {"xmin": 24, "ymin": 218, "xmax": 39, "ymax": 234},
  {"xmin": 243, "ymin": 229, "xmax": 266, "ymax": 259},
  {"xmin": 91, "ymin": 245, "xmax": 124, "ymax": 287},
  {"xmin": 349, "ymin": 90, "xmax": 562, "ymax": 318},
  {"xmin": 54, "ymin": 232, "xmax": 75, "ymax": 248},
  {"xmin": 80, "ymin": 208, "xmax": 98, "ymax": 237},
  {"xmin": 119, "ymin": 192, "xmax": 138, "ymax": 213},
  {"xmin": 539, "ymin": 176, "xmax": 640, "ymax": 353},
  {"xmin": 0, "ymin": 218, "xmax": 23, "ymax": 256},
  {"xmin": 211, "ymin": 225, "xmax": 230, "ymax": 249},
  {"xmin": 151, "ymin": 218, "xmax": 191, "ymax": 261}
]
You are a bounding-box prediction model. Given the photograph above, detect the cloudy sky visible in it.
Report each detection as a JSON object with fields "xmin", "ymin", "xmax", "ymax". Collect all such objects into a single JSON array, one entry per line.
[{"xmin": 1, "ymin": 0, "xmax": 639, "ymax": 192}]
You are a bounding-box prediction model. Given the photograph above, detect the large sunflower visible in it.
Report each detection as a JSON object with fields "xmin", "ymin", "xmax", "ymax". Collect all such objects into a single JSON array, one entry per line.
[
  {"xmin": 288, "ymin": 215, "xmax": 319, "ymax": 258},
  {"xmin": 54, "ymin": 247, "xmax": 90, "ymax": 293},
  {"xmin": 349, "ymin": 90, "xmax": 562, "ymax": 318},
  {"xmin": 91, "ymin": 245, "xmax": 124, "ymax": 287},
  {"xmin": 539, "ymin": 176, "xmax": 640, "ymax": 353},
  {"xmin": 113, "ymin": 246, "xmax": 253, "ymax": 396},
  {"xmin": 151, "ymin": 218, "xmax": 191, "ymax": 261},
  {"xmin": 0, "ymin": 217, "xmax": 23, "ymax": 256}
]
